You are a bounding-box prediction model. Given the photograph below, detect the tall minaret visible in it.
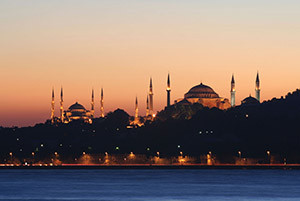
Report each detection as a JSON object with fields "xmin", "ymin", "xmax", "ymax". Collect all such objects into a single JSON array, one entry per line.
[
  {"xmin": 100, "ymin": 87, "xmax": 104, "ymax": 118},
  {"xmin": 149, "ymin": 77, "xmax": 154, "ymax": 115},
  {"xmin": 135, "ymin": 96, "xmax": 139, "ymax": 122},
  {"xmin": 146, "ymin": 95, "xmax": 149, "ymax": 116},
  {"xmin": 166, "ymin": 73, "xmax": 171, "ymax": 107},
  {"xmin": 230, "ymin": 74, "xmax": 236, "ymax": 107},
  {"xmin": 255, "ymin": 72, "xmax": 260, "ymax": 102},
  {"xmin": 51, "ymin": 88, "xmax": 55, "ymax": 124},
  {"xmin": 91, "ymin": 88, "xmax": 95, "ymax": 118},
  {"xmin": 60, "ymin": 87, "xmax": 64, "ymax": 122}
]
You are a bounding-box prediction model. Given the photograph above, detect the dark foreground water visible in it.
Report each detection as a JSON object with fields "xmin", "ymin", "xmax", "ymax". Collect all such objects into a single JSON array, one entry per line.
[{"xmin": 0, "ymin": 169, "xmax": 300, "ymax": 201}]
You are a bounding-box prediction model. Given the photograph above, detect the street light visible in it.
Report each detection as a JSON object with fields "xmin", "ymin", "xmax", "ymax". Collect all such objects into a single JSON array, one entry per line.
[
  {"xmin": 9, "ymin": 152, "xmax": 13, "ymax": 163},
  {"xmin": 237, "ymin": 151, "xmax": 242, "ymax": 164},
  {"xmin": 32, "ymin": 152, "xmax": 35, "ymax": 163},
  {"xmin": 266, "ymin": 150, "xmax": 271, "ymax": 164},
  {"xmin": 129, "ymin": 152, "xmax": 135, "ymax": 158}
]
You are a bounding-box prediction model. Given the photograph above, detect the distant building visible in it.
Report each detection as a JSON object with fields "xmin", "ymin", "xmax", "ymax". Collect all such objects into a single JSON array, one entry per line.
[
  {"xmin": 51, "ymin": 88, "xmax": 102, "ymax": 124},
  {"xmin": 241, "ymin": 95, "xmax": 260, "ymax": 106},
  {"xmin": 65, "ymin": 102, "xmax": 93, "ymax": 123},
  {"xmin": 175, "ymin": 83, "xmax": 231, "ymax": 110},
  {"xmin": 240, "ymin": 72, "xmax": 261, "ymax": 105}
]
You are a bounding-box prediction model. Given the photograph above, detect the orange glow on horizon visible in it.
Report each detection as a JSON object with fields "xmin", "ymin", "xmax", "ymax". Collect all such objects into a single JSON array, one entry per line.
[{"xmin": 1, "ymin": 1, "xmax": 300, "ymax": 126}]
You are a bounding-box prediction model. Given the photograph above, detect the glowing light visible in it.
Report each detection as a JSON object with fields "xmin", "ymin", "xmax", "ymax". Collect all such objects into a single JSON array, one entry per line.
[
  {"xmin": 32, "ymin": 152, "xmax": 35, "ymax": 156},
  {"xmin": 152, "ymin": 114, "xmax": 156, "ymax": 118},
  {"xmin": 83, "ymin": 152, "xmax": 86, "ymax": 155},
  {"xmin": 9, "ymin": 152, "xmax": 12, "ymax": 156},
  {"xmin": 129, "ymin": 152, "xmax": 135, "ymax": 158},
  {"xmin": 115, "ymin": 146, "xmax": 120, "ymax": 150}
]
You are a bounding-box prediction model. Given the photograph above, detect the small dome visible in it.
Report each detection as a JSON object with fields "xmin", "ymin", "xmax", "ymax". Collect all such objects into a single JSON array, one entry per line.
[
  {"xmin": 185, "ymin": 83, "xmax": 219, "ymax": 99},
  {"xmin": 241, "ymin": 96, "xmax": 260, "ymax": 105},
  {"xmin": 68, "ymin": 102, "xmax": 86, "ymax": 110}
]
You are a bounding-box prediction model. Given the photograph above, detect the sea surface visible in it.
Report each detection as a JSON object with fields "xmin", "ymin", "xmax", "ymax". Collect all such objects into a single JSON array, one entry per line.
[{"xmin": 0, "ymin": 169, "xmax": 300, "ymax": 201}]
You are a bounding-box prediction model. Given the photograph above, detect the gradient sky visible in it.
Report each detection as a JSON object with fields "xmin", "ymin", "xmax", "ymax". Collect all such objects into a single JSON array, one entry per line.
[{"xmin": 1, "ymin": 0, "xmax": 300, "ymax": 127}]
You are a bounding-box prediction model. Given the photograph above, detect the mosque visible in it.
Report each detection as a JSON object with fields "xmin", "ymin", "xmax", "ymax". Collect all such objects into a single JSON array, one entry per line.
[
  {"xmin": 50, "ymin": 72, "xmax": 261, "ymax": 124},
  {"xmin": 50, "ymin": 88, "xmax": 104, "ymax": 124},
  {"xmin": 169, "ymin": 72, "xmax": 260, "ymax": 109},
  {"xmin": 174, "ymin": 83, "xmax": 231, "ymax": 109},
  {"xmin": 131, "ymin": 72, "xmax": 261, "ymax": 125}
]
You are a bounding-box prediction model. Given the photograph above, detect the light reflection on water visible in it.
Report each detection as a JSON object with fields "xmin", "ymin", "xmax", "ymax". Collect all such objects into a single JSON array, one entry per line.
[{"xmin": 0, "ymin": 169, "xmax": 300, "ymax": 201}]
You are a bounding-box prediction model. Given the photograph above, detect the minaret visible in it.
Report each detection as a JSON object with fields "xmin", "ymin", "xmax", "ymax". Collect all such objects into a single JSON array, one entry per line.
[
  {"xmin": 149, "ymin": 77, "xmax": 154, "ymax": 115},
  {"xmin": 166, "ymin": 73, "xmax": 171, "ymax": 107},
  {"xmin": 135, "ymin": 96, "xmax": 139, "ymax": 122},
  {"xmin": 60, "ymin": 87, "xmax": 64, "ymax": 122},
  {"xmin": 146, "ymin": 95, "xmax": 149, "ymax": 116},
  {"xmin": 51, "ymin": 88, "xmax": 55, "ymax": 124},
  {"xmin": 255, "ymin": 72, "xmax": 260, "ymax": 102},
  {"xmin": 91, "ymin": 88, "xmax": 95, "ymax": 118},
  {"xmin": 100, "ymin": 87, "xmax": 104, "ymax": 118},
  {"xmin": 230, "ymin": 74, "xmax": 236, "ymax": 107}
]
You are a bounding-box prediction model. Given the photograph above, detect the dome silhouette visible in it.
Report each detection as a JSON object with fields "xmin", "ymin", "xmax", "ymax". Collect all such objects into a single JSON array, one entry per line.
[
  {"xmin": 184, "ymin": 83, "xmax": 219, "ymax": 99},
  {"xmin": 241, "ymin": 95, "xmax": 260, "ymax": 105},
  {"xmin": 68, "ymin": 102, "xmax": 86, "ymax": 110}
]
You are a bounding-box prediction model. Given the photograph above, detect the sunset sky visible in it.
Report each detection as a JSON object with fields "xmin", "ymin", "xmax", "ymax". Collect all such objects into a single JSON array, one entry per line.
[{"xmin": 1, "ymin": 0, "xmax": 300, "ymax": 127}]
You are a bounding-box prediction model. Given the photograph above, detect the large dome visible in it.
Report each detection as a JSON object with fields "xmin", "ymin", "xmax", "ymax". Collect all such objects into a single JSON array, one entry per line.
[
  {"xmin": 184, "ymin": 83, "xmax": 219, "ymax": 99},
  {"xmin": 68, "ymin": 102, "xmax": 86, "ymax": 110},
  {"xmin": 241, "ymin": 96, "xmax": 260, "ymax": 105}
]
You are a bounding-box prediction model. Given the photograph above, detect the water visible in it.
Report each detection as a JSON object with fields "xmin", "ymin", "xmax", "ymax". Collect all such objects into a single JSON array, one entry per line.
[{"xmin": 0, "ymin": 169, "xmax": 300, "ymax": 200}]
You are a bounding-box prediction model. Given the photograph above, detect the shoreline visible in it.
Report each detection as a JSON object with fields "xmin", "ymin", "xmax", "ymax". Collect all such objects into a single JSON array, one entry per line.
[{"xmin": 0, "ymin": 164, "xmax": 300, "ymax": 170}]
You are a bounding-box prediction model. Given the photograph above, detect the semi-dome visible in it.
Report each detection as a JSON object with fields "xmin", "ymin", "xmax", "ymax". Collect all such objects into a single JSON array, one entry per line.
[
  {"xmin": 184, "ymin": 83, "xmax": 219, "ymax": 99},
  {"xmin": 241, "ymin": 95, "xmax": 260, "ymax": 105},
  {"xmin": 68, "ymin": 102, "xmax": 86, "ymax": 110}
]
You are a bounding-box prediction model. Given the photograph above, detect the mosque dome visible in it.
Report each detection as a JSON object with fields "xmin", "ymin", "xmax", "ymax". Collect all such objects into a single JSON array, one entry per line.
[
  {"xmin": 241, "ymin": 95, "xmax": 260, "ymax": 105},
  {"xmin": 184, "ymin": 83, "xmax": 219, "ymax": 99},
  {"xmin": 68, "ymin": 102, "xmax": 86, "ymax": 110}
]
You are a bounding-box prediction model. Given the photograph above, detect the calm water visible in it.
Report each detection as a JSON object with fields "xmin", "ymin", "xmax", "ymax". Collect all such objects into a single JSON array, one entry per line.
[{"xmin": 0, "ymin": 169, "xmax": 300, "ymax": 201}]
